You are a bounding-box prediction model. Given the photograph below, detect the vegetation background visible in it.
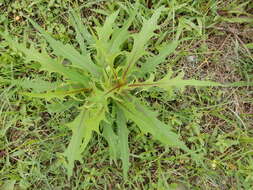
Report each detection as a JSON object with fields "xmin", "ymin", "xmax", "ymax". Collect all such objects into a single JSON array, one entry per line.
[{"xmin": 0, "ymin": 0, "xmax": 252, "ymax": 189}]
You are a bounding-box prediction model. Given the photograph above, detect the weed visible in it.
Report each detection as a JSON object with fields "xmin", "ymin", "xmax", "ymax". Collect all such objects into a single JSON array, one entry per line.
[
  {"xmin": 1, "ymin": 6, "xmax": 225, "ymax": 178},
  {"xmin": 0, "ymin": 1, "xmax": 253, "ymax": 189}
]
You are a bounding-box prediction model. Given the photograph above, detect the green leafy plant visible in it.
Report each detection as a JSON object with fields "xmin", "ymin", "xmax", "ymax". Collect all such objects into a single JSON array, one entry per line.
[{"xmin": 2, "ymin": 7, "xmax": 225, "ymax": 178}]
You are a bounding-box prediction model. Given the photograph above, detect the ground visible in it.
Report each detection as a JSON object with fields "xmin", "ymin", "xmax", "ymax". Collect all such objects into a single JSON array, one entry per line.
[{"xmin": 0, "ymin": 0, "xmax": 253, "ymax": 189}]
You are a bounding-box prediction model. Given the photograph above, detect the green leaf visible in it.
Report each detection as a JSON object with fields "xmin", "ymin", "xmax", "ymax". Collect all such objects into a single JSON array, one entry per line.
[
  {"xmin": 102, "ymin": 107, "xmax": 130, "ymax": 179},
  {"xmin": 21, "ymin": 87, "xmax": 88, "ymax": 100},
  {"xmin": 157, "ymin": 75, "xmax": 222, "ymax": 89},
  {"xmin": 117, "ymin": 96, "xmax": 189, "ymax": 152},
  {"xmin": 85, "ymin": 105, "xmax": 106, "ymax": 133},
  {"xmin": 10, "ymin": 78, "xmax": 62, "ymax": 93},
  {"xmin": 102, "ymin": 121, "xmax": 118, "ymax": 163},
  {"xmin": 63, "ymin": 110, "xmax": 92, "ymax": 177},
  {"xmin": 123, "ymin": 7, "xmax": 164, "ymax": 78},
  {"xmin": 116, "ymin": 106, "xmax": 130, "ymax": 180},
  {"xmin": 130, "ymin": 71, "xmax": 253, "ymax": 90},
  {"xmin": 96, "ymin": 10, "xmax": 120, "ymax": 42},
  {"xmin": 64, "ymin": 105, "xmax": 106, "ymax": 177},
  {"xmin": 95, "ymin": 9, "xmax": 136, "ymax": 68},
  {"xmin": 47, "ymin": 100, "xmax": 79, "ymax": 113},
  {"xmin": 129, "ymin": 71, "xmax": 222, "ymax": 91},
  {"xmin": 109, "ymin": 10, "xmax": 136, "ymax": 55},
  {"xmin": 69, "ymin": 8, "xmax": 94, "ymax": 54},
  {"xmin": 141, "ymin": 41, "xmax": 179, "ymax": 74},
  {"xmin": 2, "ymin": 34, "xmax": 89, "ymax": 84},
  {"xmin": 29, "ymin": 19, "xmax": 101, "ymax": 77},
  {"xmin": 95, "ymin": 10, "xmax": 123, "ymax": 67}
]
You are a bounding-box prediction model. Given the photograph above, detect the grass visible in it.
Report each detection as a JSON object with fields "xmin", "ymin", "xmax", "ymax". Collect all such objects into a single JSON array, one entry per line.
[{"xmin": 0, "ymin": 0, "xmax": 253, "ymax": 189}]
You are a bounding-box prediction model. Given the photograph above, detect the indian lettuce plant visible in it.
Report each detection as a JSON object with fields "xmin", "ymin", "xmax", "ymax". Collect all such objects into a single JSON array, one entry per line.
[{"xmin": 2, "ymin": 7, "xmax": 224, "ymax": 178}]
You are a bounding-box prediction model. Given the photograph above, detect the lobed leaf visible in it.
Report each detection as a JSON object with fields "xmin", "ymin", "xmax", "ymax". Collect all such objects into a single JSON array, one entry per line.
[
  {"xmin": 69, "ymin": 8, "xmax": 94, "ymax": 54},
  {"xmin": 2, "ymin": 34, "xmax": 89, "ymax": 84},
  {"xmin": 96, "ymin": 10, "xmax": 120, "ymax": 42},
  {"xmin": 157, "ymin": 73, "xmax": 222, "ymax": 90},
  {"xmin": 63, "ymin": 110, "xmax": 92, "ymax": 177},
  {"xmin": 102, "ymin": 121, "xmax": 118, "ymax": 163},
  {"xmin": 21, "ymin": 87, "xmax": 89, "ymax": 101},
  {"xmin": 116, "ymin": 107, "xmax": 130, "ymax": 180},
  {"xmin": 94, "ymin": 9, "xmax": 136, "ymax": 71},
  {"xmin": 141, "ymin": 41, "xmax": 179, "ymax": 74},
  {"xmin": 129, "ymin": 71, "xmax": 222, "ymax": 91},
  {"xmin": 123, "ymin": 7, "xmax": 164, "ymax": 78},
  {"xmin": 47, "ymin": 100, "xmax": 79, "ymax": 113},
  {"xmin": 1, "ymin": 78, "xmax": 62, "ymax": 93},
  {"xmin": 29, "ymin": 19, "xmax": 101, "ymax": 77},
  {"xmin": 64, "ymin": 104, "xmax": 106, "ymax": 177},
  {"xmin": 117, "ymin": 96, "xmax": 189, "ymax": 152},
  {"xmin": 98, "ymin": 10, "xmax": 136, "ymax": 67},
  {"xmin": 109, "ymin": 10, "xmax": 136, "ymax": 56}
]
